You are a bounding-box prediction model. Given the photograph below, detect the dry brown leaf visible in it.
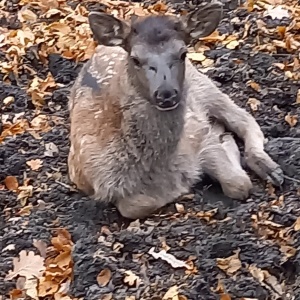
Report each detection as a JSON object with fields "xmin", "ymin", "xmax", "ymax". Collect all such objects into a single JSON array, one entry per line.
[
  {"xmin": 247, "ymin": 81, "xmax": 261, "ymax": 92},
  {"xmin": 187, "ymin": 52, "xmax": 206, "ymax": 62},
  {"xmin": 123, "ymin": 270, "xmax": 141, "ymax": 287},
  {"xmin": 4, "ymin": 176, "xmax": 19, "ymax": 191},
  {"xmin": 216, "ymin": 250, "xmax": 242, "ymax": 275},
  {"xmin": 24, "ymin": 277, "xmax": 38, "ymax": 300},
  {"xmin": 97, "ymin": 268, "xmax": 112, "ymax": 287},
  {"xmin": 284, "ymin": 113, "xmax": 298, "ymax": 127},
  {"xmin": 17, "ymin": 184, "xmax": 33, "ymax": 205},
  {"xmin": 226, "ymin": 40, "xmax": 239, "ymax": 49},
  {"xmin": 220, "ymin": 294, "xmax": 231, "ymax": 300},
  {"xmin": 18, "ymin": 8, "xmax": 38, "ymax": 22},
  {"xmin": 296, "ymin": 89, "xmax": 300, "ymax": 104},
  {"xmin": 175, "ymin": 203, "xmax": 185, "ymax": 213},
  {"xmin": 247, "ymin": 98, "xmax": 261, "ymax": 112},
  {"xmin": 9, "ymin": 289, "xmax": 25, "ymax": 300},
  {"xmin": 17, "ymin": 204, "xmax": 33, "ymax": 216},
  {"xmin": 163, "ymin": 285, "xmax": 178, "ymax": 300},
  {"xmin": 249, "ymin": 265, "xmax": 283, "ymax": 296},
  {"xmin": 51, "ymin": 228, "xmax": 74, "ymax": 251},
  {"xmin": 26, "ymin": 159, "xmax": 43, "ymax": 171},
  {"xmin": 38, "ymin": 276, "xmax": 59, "ymax": 297},
  {"xmin": 196, "ymin": 208, "xmax": 218, "ymax": 222},
  {"xmin": 3, "ymin": 96, "xmax": 14, "ymax": 106},
  {"xmin": 5, "ymin": 250, "xmax": 45, "ymax": 281},
  {"xmin": 293, "ymin": 217, "xmax": 300, "ymax": 231},
  {"xmin": 280, "ymin": 245, "xmax": 297, "ymax": 260},
  {"xmin": 33, "ymin": 239, "xmax": 48, "ymax": 258}
]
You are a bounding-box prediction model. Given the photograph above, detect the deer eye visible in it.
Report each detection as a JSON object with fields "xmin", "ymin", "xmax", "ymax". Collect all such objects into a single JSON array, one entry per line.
[
  {"xmin": 180, "ymin": 51, "xmax": 187, "ymax": 61},
  {"xmin": 131, "ymin": 56, "xmax": 141, "ymax": 67}
]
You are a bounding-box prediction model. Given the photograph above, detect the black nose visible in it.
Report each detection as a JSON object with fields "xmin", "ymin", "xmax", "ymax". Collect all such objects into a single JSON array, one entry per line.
[
  {"xmin": 153, "ymin": 88, "xmax": 179, "ymax": 110},
  {"xmin": 154, "ymin": 89, "xmax": 178, "ymax": 101}
]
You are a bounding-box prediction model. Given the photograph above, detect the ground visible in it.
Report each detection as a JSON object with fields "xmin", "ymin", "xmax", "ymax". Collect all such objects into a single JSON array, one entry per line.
[{"xmin": 0, "ymin": 0, "xmax": 300, "ymax": 299}]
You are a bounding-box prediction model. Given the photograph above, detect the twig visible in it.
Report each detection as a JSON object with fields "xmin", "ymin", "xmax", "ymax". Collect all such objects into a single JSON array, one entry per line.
[
  {"xmin": 283, "ymin": 175, "xmax": 300, "ymax": 184},
  {"xmin": 55, "ymin": 180, "xmax": 77, "ymax": 191}
]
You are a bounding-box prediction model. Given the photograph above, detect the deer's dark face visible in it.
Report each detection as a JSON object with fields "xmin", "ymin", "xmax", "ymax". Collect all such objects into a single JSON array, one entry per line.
[
  {"xmin": 88, "ymin": 4, "xmax": 223, "ymax": 111},
  {"xmin": 126, "ymin": 17, "xmax": 188, "ymax": 111}
]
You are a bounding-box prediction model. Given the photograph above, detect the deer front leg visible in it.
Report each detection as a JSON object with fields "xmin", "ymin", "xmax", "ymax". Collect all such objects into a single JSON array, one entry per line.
[
  {"xmin": 210, "ymin": 94, "xmax": 283, "ymax": 186},
  {"xmin": 199, "ymin": 122, "xmax": 253, "ymax": 199},
  {"xmin": 115, "ymin": 194, "xmax": 170, "ymax": 219},
  {"xmin": 188, "ymin": 62, "xmax": 284, "ymax": 186}
]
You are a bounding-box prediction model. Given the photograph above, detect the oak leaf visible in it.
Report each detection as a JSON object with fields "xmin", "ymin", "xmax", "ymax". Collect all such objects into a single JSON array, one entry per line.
[
  {"xmin": 5, "ymin": 250, "xmax": 45, "ymax": 281},
  {"xmin": 26, "ymin": 159, "xmax": 43, "ymax": 171}
]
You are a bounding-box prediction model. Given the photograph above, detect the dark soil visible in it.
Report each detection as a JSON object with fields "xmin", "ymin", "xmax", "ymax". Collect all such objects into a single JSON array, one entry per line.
[{"xmin": 1, "ymin": 0, "xmax": 300, "ymax": 299}]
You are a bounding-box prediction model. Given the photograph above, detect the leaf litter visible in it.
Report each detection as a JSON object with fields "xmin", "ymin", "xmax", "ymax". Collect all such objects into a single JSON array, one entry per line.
[{"xmin": 1, "ymin": 0, "xmax": 300, "ymax": 299}]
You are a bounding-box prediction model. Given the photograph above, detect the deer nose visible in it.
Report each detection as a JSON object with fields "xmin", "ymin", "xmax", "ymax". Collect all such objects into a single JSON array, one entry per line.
[{"xmin": 153, "ymin": 88, "xmax": 179, "ymax": 110}]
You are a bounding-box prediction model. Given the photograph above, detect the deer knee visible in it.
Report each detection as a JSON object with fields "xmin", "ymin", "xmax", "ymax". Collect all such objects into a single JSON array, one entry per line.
[
  {"xmin": 116, "ymin": 194, "xmax": 166, "ymax": 219},
  {"xmin": 220, "ymin": 170, "xmax": 253, "ymax": 200}
]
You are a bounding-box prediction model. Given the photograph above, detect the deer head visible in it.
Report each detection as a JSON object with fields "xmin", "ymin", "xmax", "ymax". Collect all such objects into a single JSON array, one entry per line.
[{"xmin": 88, "ymin": 2, "xmax": 223, "ymax": 111}]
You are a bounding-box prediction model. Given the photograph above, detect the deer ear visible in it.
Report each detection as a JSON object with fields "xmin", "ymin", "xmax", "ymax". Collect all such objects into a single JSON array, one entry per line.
[
  {"xmin": 182, "ymin": 1, "xmax": 223, "ymax": 40},
  {"xmin": 88, "ymin": 12, "xmax": 130, "ymax": 47}
]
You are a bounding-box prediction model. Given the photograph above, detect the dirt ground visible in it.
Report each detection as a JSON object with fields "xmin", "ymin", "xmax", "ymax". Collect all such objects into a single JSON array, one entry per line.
[{"xmin": 1, "ymin": 0, "xmax": 300, "ymax": 299}]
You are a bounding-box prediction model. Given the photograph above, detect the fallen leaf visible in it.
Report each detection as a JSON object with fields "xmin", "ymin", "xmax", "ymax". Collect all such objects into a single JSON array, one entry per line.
[
  {"xmin": 44, "ymin": 142, "xmax": 59, "ymax": 157},
  {"xmin": 264, "ymin": 5, "xmax": 290, "ymax": 20},
  {"xmin": 216, "ymin": 249, "xmax": 242, "ymax": 276},
  {"xmin": 17, "ymin": 204, "xmax": 33, "ymax": 216},
  {"xmin": 123, "ymin": 270, "xmax": 141, "ymax": 287},
  {"xmin": 284, "ymin": 113, "xmax": 298, "ymax": 127},
  {"xmin": 293, "ymin": 217, "xmax": 300, "ymax": 231},
  {"xmin": 226, "ymin": 40, "xmax": 239, "ymax": 49},
  {"xmin": 247, "ymin": 98, "xmax": 261, "ymax": 111},
  {"xmin": 9, "ymin": 289, "xmax": 25, "ymax": 300},
  {"xmin": 2, "ymin": 244, "xmax": 16, "ymax": 252},
  {"xmin": 249, "ymin": 265, "xmax": 283, "ymax": 296},
  {"xmin": 220, "ymin": 294, "xmax": 231, "ymax": 300},
  {"xmin": 4, "ymin": 176, "xmax": 19, "ymax": 191},
  {"xmin": 148, "ymin": 247, "xmax": 192, "ymax": 269},
  {"xmin": 296, "ymin": 89, "xmax": 300, "ymax": 104},
  {"xmin": 247, "ymin": 81, "xmax": 261, "ymax": 92},
  {"xmin": 175, "ymin": 203, "xmax": 185, "ymax": 213},
  {"xmin": 3, "ymin": 96, "xmax": 14, "ymax": 106},
  {"xmin": 24, "ymin": 277, "xmax": 38, "ymax": 300},
  {"xmin": 26, "ymin": 159, "xmax": 43, "ymax": 171},
  {"xmin": 5, "ymin": 250, "xmax": 45, "ymax": 281},
  {"xmin": 187, "ymin": 52, "xmax": 206, "ymax": 62},
  {"xmin": 280, "ymin": 245, "xmax": 297, "ymax": 260},
  {"xmin": 163, "ymin": 285, "xmax": 178, "ymax": 300},
  {"xmin": 97, "ymin": 268, "xmax": 112, "ymax": 286}
]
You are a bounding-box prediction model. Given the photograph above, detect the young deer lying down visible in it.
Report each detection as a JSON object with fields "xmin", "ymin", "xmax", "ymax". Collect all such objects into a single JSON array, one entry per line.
[{"xmin": 68, "ymin": 2, "xmax": 284, "ymax": 219}]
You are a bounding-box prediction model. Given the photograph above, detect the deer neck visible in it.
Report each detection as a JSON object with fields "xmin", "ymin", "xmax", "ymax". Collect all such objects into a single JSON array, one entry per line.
[{"xmin": 118, "ymin": 61, "xmax": 186, "ymax": 156}]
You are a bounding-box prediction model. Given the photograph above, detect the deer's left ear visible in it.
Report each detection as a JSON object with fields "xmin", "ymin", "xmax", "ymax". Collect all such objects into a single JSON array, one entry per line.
[
  {"xmin": 181, "ymin": 1, "xmax": 223, "ymax": 40},
  {"xmin": 88, "ymin": 12, "xmax": 131, "ymax": 47}
]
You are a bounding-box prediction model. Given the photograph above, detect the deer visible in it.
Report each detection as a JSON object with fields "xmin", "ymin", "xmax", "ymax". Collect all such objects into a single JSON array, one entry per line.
[{"xmin": 67, "ymin": 1, "xmax": 284, "ymax": 220}]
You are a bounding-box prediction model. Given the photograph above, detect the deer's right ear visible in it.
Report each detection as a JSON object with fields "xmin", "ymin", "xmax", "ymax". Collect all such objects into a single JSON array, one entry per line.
[{"xmin": 88, "ymin": 12, "xmax": 130, "ymax": 47}]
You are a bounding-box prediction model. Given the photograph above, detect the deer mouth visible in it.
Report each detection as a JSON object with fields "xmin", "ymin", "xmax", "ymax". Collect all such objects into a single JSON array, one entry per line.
[{"xmin": 155, "ymin": 100, "xmax": 180, "ymax": 111}]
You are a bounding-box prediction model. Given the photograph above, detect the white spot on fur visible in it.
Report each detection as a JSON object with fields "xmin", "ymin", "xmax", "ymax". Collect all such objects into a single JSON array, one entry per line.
[
  {"xmin": 94, "ymin": 110, "xmax": 102, "ymax": 119},
  {"xmin": 102, "ymin": 55, "xmax": 110, "ymax": 62},
  {"xmin": 107, "ymin": 69, "xmax": 116, "ymax": 75}
]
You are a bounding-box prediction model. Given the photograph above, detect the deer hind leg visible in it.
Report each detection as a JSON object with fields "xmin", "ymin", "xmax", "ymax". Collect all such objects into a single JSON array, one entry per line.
[
  {"xmin": 200, "ymin": 122, "xmax": 253, "ymax": 200},
  {"xmin": 115, "ymin": 194, "xmax": 170, "ymax": 219}
]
